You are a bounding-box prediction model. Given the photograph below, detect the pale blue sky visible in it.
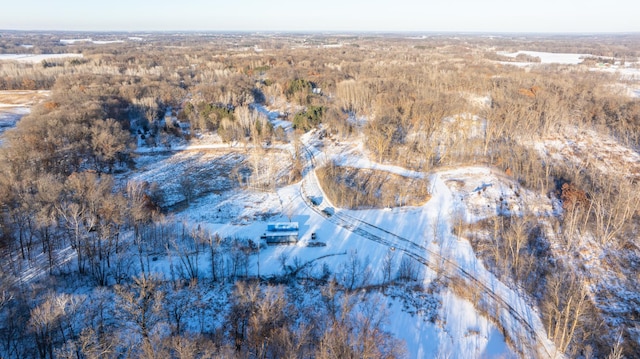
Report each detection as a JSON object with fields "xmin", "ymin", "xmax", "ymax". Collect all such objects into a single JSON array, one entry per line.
[{"xmin": 1, "ymin": 0, "xmax": 638, "ymax": 33}]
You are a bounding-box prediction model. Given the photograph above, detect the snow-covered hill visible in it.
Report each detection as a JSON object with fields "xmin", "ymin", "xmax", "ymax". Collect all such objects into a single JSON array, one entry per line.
[{"xmin": 123, "ymin": 123, "xmax": 562, "ymax": 358}]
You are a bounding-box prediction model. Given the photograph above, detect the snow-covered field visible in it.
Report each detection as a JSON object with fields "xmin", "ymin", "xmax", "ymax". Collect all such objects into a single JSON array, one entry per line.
[
  {"xmin": 166, "ymin": 177, "xmax": 520, "ymax": 358},
  {"xmin": 495, "ymin": 50, "xmax": 640, "ymax": 90},
  {"xmin": 129, "ymin": 150, "xmax": 247, "ymax": 208},
  {"xmin": 597, "ymin": 66, "xmax": 640, "ymax": 81},
  {"xmin": 60, "ymin": 38, "xmax": 124, "ymax": 45},
  {"xmin": 497, "ymin": 50, "xmax": 592, "ymax": 65},
  {"xmin": 385, "ymin": 290, "xmax": 516, "ymax": 358},
  {"xmin": 0, "ymin": 53, "xmax": 83, "ymax": 63}
]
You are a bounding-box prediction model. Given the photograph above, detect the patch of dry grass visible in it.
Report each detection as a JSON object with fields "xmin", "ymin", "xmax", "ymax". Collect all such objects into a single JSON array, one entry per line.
[
  {"xmin": 0, "ymin": 90, "xmax": 50, "ymax": 106},
  {"xmin": 316, "ymin": 164, "xmax": 430, "ymax": 209}
]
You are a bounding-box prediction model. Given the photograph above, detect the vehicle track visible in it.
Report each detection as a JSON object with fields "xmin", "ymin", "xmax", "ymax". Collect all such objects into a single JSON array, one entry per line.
[{"xmin": 298, "ymin": 140, "xmax": 556, "ymax": 358}]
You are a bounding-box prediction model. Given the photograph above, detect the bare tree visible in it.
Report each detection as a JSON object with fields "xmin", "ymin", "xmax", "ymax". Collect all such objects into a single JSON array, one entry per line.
[
  {"xmin": 29, "ymin": 292, "xmax": 84, "ymax": 359},
  {"xmin": 543, "ymin": 273, "xmax": 589, "ymax": 356},
  {"xmin": 90, "ymin": 118, "xmax": 130, "ymax": 173},
  {"xmin": 227, "ymin": 281, "xmax": 260, "ymax": 352},
  {"xmin": 589, "ymin": 178, "xmax": 638, "ymax": 245},
  {"xmin": 115, "ymin": 275, "xmax": 164, "ymax": 343},
  {"xmin": 209, "ymin": 233, "xmax": 225, "ymax": 283},
  {"xmin": 168, "ymin": 225, "xmax": 205, "ymax": 282},
  {"xmin": 179, "ymin": 175, "xmax": 196, "ymax": 205},
  {"xmin": 382, "ymin": 249, "xmax": 396, "ymax": 285},
  {"xmin": 397, "ymin": 255, "xmax": 419, "ymax": 282}
]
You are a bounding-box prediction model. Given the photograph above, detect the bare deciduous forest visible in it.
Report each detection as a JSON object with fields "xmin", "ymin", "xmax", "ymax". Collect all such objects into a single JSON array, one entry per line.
[{"xmin": 0, "ymin": 31, "xmax": 639, "ymax": 358}]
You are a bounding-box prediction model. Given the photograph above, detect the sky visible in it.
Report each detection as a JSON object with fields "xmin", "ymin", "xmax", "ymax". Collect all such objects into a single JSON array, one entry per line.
[{"xmin": 1, "ymin": 0, "xmax": 639, "ymax": 33}]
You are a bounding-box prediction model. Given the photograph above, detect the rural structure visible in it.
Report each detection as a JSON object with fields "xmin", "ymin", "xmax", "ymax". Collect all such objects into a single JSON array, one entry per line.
[{"xmin": 261, "ymin": 222, "xmax": 299, "ymax": 245}]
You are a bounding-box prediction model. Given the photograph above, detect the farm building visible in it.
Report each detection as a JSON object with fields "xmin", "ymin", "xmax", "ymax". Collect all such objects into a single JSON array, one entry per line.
[{"xmin": 261, "ymin": 222, "xmax": 299, "ymax": 245}]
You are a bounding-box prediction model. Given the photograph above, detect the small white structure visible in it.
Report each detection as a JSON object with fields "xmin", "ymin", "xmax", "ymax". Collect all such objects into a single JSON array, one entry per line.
[{"xmin": 261, "ymin": 222, "xmax": 299, "ymax": 245}]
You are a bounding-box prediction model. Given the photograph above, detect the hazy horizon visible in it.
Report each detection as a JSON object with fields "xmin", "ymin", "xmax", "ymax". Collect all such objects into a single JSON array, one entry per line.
[
  {"xmin": 2, "ymin": 29, "xmax": 640, "ymax": 36},
  {"xmin": 1, "ymin": 0, "xmax": 639, "ymax": 33}
]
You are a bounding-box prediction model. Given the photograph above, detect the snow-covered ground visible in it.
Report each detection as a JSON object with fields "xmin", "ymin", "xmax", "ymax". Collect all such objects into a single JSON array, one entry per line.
[
  {"xmin": 529, "ymin": 125, "xmax": 640, "ymax": 181},
  {"xmin": 0, "ymin": 107, "xmax": 29, "ymax": 140},
  {"xmin": 60, "ymin": 38, "xmax": 124, "ymax": 45},
  {"xmin": 6, "ymin": 98, "xmax": 564, "ymax": 357},
  {"xmin": 334, "ymin": 151, "xmax": 425, "ymax": 179},
  {"xmin": 597, "ymin": 66, "xmax": 640, "ymax": 81},
  {"xmin": 129, "ymin": 150, "xmax": 248, "ymax": 208},
  {"xmin": 167, "ymin": 178, "xmax": 520, "ymax": 358},
  {"xmin": 252, "ymin": 103, "xmax": 294, "ymax": 130},
  {"xmin": 0, "ymin": 90, "xmax": 49, "ymax": 142},
  {"xmin": 135, "ymin": 125, "xmax": 556, "ymax": 357},
  {"xmin": 0, "ymin": 53, "xmax": 83, "ymax": 63},
  {"xmin": 123, "ymin": 128, "xmax": 528, "ymax": 357},
  {"xmin": 495, "ymin": 51, "xmax": 640, "ymax": 90},
  {"xmin": 497, "ymin": 51, "xmax": 592, "ymax": 65},
  {"xmin": 385, "ymin": 290, "xmax": 516, "ymax": 358}
]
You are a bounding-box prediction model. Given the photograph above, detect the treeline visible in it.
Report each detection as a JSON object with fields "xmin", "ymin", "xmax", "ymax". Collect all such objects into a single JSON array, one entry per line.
[
  {"xmin": 459, "ymin": 167, "xmax": 639, "ymax": 357},
  {"xmin": 1, "ymin": 271, "xmax": 407, "ymax": 358}
]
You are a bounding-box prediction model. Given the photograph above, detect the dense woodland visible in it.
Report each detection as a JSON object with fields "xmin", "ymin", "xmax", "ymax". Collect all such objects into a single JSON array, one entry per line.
[{"xmin": 1, "ymin": 32, "xmax": 640, "ymax": 358}]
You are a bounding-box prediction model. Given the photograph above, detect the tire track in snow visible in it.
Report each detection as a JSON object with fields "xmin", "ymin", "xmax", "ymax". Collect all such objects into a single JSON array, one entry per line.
[{"xmin": 299, "ymin": 141, "xmax": 557, "ymax": 359}]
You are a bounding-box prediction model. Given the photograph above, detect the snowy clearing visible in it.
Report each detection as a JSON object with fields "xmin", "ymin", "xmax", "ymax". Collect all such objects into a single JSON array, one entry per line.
[
  {"xmin": 129, "ymin": 132, "xmax": 534, "ymax": 358},
  {"xmin": 168, "ymin": 177, "xmax": 520, "ymax": 358},
  {"xmin": 497, "ymin": 51, "xmax": 592, "ymax": 65},
  {"xmin": 0, "ymin": 53, "xmax": 83, "ymax": 63},
  {"xmin": 150, "ymin": 126, "xmax": 553, "ymax": 357},
  {"xmin": 60, "ymin": 38, "xmax": 124, "ymax": 45}
]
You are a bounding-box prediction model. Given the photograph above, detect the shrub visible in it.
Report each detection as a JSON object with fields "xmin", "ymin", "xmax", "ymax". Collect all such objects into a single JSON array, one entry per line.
[{"xmin": 292, "ymin": 106, "xmax": 324, "ymax": 132}]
